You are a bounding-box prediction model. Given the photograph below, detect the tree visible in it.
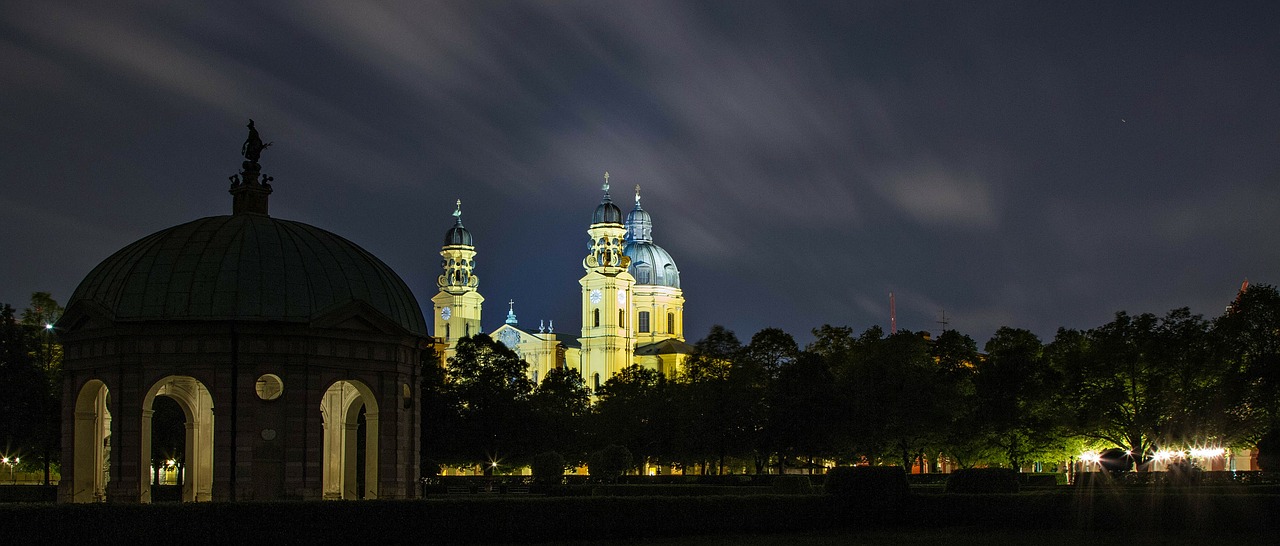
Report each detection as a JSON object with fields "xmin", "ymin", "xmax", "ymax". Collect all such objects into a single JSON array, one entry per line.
[
  {"xmin": 678, "ymin": 326, "xmax": 758, "ymax": 474},
  {"xmin": 20, "ymin": 293, "xmax": 62, "ymax": 485},
  {"xmin": 0, "ymin": 304, "xmax": 45, "ymax": 468},
  {"xmin": 446, "ymin": 334, "xmax": 535, "ymax": 473},
  {"xmin": 591, "ymin": 364, "xmax": 672, "ymax": 472},
  {"xmin": 529, "ymin": 367, "xmax": 591, "ymax": 462},
  {"xmin": 741, "ymin": 328, "xmax": 800, "ymax": 473},
  {"xmin": 420, "ymin": 347, "xmax": 461, "ymax": 474},
  {"xmin": 975, "ymin": 327, "xmax": 1064, "ymax": 470},
  {"xmin": 766, "ymin": 350, "xmax": 839, "ymax": 473},
  {"xmin": 1054, "ymin": 310, "xmax": 1214, "ymax": 469},
  {"xmin": 1212, "ymin": 283, "xmax": 1280, "ymax": 445}
]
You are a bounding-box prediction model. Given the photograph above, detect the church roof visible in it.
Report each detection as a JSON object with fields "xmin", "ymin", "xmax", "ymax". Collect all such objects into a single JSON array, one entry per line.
[
  {"xmin": 635, "ymin": 338, "xmax": 696, "ymax": 356},
  {"xmin": 66, "ymin": 213, "xmax": 428, "ymax": 336}
]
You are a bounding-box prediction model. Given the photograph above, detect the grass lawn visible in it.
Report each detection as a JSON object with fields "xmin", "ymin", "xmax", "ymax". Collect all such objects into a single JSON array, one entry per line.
[{"xmin": 528, "ymin": 527, "xmax": 1271, "ymax": 546}]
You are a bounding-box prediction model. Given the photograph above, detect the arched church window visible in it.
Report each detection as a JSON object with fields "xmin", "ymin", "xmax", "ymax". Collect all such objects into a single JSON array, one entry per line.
[
  {"xmin": 532, "ymin": 370, "xmax": 539, "ymax": 384},
  {"xmin": 638, "ymin": 311, "xmax": 650, "ymax": 333},
  {"xmin": 593, "ymin": 309, "xmax": 600, "ymax": 328},
  {"xmin": 593, "ymin": 373, "xmax": 601, "ymax": 392},
  {"xmin": 668, "ymin": 312, "xmax": 675, "ymax": 334},
  {"xmin": 445, "ymin": 323, "xmax": 450, "ymax": 339},
  {"xmin": 619, "ymin": 310, "xmax": 625, "ymax": 328}
]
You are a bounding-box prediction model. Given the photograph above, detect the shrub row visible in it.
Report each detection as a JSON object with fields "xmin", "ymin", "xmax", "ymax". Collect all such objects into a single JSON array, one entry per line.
[
  {"xmin": 945, "ymin": 468, "xmax": 1019, "ymax": 494},
  {"xmin": 4, "ymin": 490, "xmax": 1279, "ymax": 542}
]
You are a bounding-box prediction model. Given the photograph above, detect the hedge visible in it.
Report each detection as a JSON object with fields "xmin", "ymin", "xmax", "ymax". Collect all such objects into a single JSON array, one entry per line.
[{"xmin": 945, "ymin": 468, "xmax": 1019, "ymax": 494}]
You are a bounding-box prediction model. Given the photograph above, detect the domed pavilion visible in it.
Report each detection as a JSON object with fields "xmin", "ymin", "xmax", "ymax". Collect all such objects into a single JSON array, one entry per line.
[{"xmin": 57, "ymin": 121, "xmax": 432, "ymax": 502}]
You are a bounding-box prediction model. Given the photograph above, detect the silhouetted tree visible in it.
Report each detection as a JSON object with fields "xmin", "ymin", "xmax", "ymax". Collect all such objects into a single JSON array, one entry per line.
[
  {"xmin": 447, "ymin": 334, "xmax": 535, "ymax": 473},
  {"xmin": 529, "ymin": 366, "xmax": 591, "ymax": 462}
]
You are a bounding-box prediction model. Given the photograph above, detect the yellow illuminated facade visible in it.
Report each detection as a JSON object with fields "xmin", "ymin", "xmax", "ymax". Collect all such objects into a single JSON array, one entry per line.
[
  {"xmin": 431, "ymin": 175, "xmax": 692, "ymax": 390},
  {"xmin": 432, "ymin": 200, "xmax": 484, "ymax": 363}
]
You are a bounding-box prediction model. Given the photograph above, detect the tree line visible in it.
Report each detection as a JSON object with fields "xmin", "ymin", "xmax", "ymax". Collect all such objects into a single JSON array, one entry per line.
[
  {"xmin": 423, "ymin": 285, "xmax": 1280, "ymax": 475},
  {"xmin": 0, "ymin": 293, "xmax": 63, "ymax": 484},
  {"xmin": 3, "ymin": 286, "xmax": 1277, "ymax": 480}
]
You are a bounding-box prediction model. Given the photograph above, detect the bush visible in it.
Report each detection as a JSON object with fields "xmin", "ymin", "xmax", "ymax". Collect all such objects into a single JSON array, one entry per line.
[
  {"xmin": 531, "ymin": 452, "xmax": 566, "ymax": 485},
  {"xmin": 1257, "ymin": 428, "xmax": 1280, "ymax": 471},
  {"xmin": 824, "ymin": 466, "xmax": 908, "ymax": 502},
  {"xmin": 1074, "ymin": 471, "xmax": 1115, "ymax": 487},
  {"xmin": 588, "ymin": 445, "xmax": 632, "ymax": 483},
  {"xmin": 771, "ymin": 475, "xmax": 814, "ymax": 495},
  {"xmin": 945, "ymin": 468, "xmax": 1019, "ymax": 494}
]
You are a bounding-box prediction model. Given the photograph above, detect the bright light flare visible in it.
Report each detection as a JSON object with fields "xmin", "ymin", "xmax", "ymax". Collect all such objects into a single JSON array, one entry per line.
[
  {"xmin": 1080, "ymin": 452, "xmax": 1102, "ymax": 464},
  {"xmin": 44, "ymin": 323, "xmax": 53, "ymax": 331},
  {"xmin": 1153, "ymin": 450, "xmax": 1182, "ymax": 462},
  {"xmin": 1190, "ymin": 447, "xmax": 1225, "ymax": 458}
]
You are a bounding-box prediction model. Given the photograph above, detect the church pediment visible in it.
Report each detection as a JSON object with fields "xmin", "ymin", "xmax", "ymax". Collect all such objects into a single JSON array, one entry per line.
[{"xmin": 312, "ymin": 300, "xmax": 412, "ymax": 336}]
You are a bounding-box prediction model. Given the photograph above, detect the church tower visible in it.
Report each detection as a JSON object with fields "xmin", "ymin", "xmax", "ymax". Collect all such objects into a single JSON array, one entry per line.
[
  {"xmin": 580, "ymin": 173, "xmax": 636, "ymax": 391},
  {"xmin": 624, "ymin": 186, "xmax": 689, "ymax": 377},
  {"xmin": 432, "ymin": 200, "xmax": 483, "ymax": 362}
]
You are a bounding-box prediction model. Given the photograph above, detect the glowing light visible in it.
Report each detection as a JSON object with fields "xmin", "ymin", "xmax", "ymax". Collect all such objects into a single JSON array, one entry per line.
[
  {"xmin": 1190, "ymin": 447, "xmax": 1225, "ymax": 458},
  {"xmin": 1153, "ymin": 450, "xmax": 1182, "ymax": 462},
  {"xmin": 1080, "ymin": 452, "xmax": 1102, "ymax": 464},
  {"xmin": 44, "ymin": 323, "xmax": 53, "ymax": 331}
]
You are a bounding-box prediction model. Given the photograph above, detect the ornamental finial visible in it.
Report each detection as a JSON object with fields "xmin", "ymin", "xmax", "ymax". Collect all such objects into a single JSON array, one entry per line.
[
  {"xmin": 603, "ymin": 171, "xmax": 610, "ymax": 193},
  {"xmin": 453, "ymin": 199, "xmax": 462, "ymax": 218},
  {"xmin": 635, "ymin": 184, "xmax": 641, "ymax": 205}
]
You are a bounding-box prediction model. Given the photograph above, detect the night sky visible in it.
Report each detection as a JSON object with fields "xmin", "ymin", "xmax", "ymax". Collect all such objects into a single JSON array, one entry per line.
[{"xmin": 3, "ymin": 1, "xmax": 1278, "ymax": 346}]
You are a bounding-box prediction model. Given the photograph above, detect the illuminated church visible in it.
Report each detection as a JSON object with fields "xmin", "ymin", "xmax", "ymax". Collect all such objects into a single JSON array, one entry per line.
[{"xmin": 431, "ymin": 174, "xmax": 693, "ymax": 388}]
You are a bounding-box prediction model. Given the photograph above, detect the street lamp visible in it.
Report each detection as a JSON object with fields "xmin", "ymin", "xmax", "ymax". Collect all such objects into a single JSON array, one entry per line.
[{"xmin": 2, "ymin": 456, "xmax": 17, "ymax": 484}]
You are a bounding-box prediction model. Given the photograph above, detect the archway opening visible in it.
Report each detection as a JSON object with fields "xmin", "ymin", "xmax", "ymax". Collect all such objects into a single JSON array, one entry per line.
[
  {"xmin": 71, "ymin": 380, "xmax": 111, "ymax": 503},
  {"xmin": 320, "ymin": 380, "xmax": 379, "ymax": 500},
  {"xmin": 142, "ymin": 376, "xmax": 214, "ymax": 502},
  {"xmin": 148, "ymin": 396, "xmax": 185, "ymax": 501}
]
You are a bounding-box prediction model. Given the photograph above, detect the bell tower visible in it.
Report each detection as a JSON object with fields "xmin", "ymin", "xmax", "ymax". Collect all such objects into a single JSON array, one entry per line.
[
  {"xmin": 432, "ymin": 200, "xmax": 483, "ymax": 363},
  {"xmin": 580, "ymin": 173, "xmax": 635, "ymax": 391}
]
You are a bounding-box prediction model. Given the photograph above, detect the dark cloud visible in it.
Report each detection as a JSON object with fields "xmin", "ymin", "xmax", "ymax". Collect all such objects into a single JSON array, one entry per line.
[{"xmin": 3, "ymin": 0, "xmax": 1278, "ymax": 345}]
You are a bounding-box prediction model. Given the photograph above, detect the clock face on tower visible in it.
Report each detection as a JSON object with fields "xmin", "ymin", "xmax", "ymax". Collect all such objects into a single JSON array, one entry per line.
[
  {"xmin": 617, "ymin": 291, "xmax": 626, "ymax": 306},
  {"xmin": 590, "ymin": 289, "xmax": 602, "ymax": 304},
  {"xmin": 441, "ymin": 307, "xmax": 452, "ymax": 320}
]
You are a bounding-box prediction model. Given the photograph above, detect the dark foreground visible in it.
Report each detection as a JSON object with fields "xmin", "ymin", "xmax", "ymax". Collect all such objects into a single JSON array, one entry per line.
[{"xmin": 4, "ymin": 490, "xmax": 1278, "ymax": 544}]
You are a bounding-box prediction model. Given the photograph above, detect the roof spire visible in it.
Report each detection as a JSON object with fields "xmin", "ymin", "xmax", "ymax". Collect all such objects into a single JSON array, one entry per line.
[
  {"xmin": 229, "ymin": 119, "xmax": 273, "ymax": 216},
  {"xmin": 453, "ymin": 199, "xmax": 463, "ymax": 223},
  {"xmin": 635, "ymin": 184, "xmax": 642, "ymax": 206},
  {"xmin": 505, "ymin": 299, "xmax": 518, "ymax": 325},
  {"xmin": 603, "ymin": 171, "xmax": 610, "ymax": 194}
]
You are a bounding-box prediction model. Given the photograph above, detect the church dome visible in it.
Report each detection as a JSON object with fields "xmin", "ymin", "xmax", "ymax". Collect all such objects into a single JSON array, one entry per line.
[
  {"xmin": 66, "ymin": 214, "xmax": 428, "ymax": 336},
  {"xmin": 592, "ymin": 198, "xmax": 623, "ymax": 225},
  {"xmin": 444, "ymin": 219, "xmax": 473, "ymax": 246},
  {"xmin": 624, "ymin": 241, "xmax": 680, "ymax": 288},
  {"xmin": 622, "ymin": 188, "xmax": 678, "ymax": 287},
  {"xmin": 443, "ymin": 200, "xmax": 473, "ymax": 246}
]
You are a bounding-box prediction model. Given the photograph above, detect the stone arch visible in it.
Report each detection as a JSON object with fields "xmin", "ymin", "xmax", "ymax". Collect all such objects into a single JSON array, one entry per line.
[
  {"xmin": 141, "ymin": 376, "xmax": 215, "ymax": 502},
  {"xmin": 70, "ymin": 380, "xmax": 111, "ymax": 503},
  {"xmin": 320, "ymin": 379, "xmax": 380, "ymax": 500}
]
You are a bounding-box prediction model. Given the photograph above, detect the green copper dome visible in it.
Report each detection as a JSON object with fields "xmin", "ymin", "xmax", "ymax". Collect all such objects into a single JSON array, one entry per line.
[{"xmin": 67, "ymin": 214, "xmax": 428, "ymax": 336}]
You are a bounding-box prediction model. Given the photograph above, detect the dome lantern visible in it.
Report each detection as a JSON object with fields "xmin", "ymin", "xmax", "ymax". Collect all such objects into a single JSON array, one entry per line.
[{"xmin": 228, "ymin": 119, "xmax": 274, "ymax": 216}]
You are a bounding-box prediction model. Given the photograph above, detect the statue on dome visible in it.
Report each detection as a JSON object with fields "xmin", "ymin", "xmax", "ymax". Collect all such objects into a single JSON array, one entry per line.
[{"xmin": 241, "ymin": 119, "xmax": 272, "ymax": 163}]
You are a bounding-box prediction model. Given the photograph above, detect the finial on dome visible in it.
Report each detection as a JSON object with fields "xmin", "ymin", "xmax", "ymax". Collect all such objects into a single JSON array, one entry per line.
[
  {"xmin": 453, "ymin": 199, "xmax": 462, "ymax": 219},
  {"xmin": 635, "ymin": 184, "xmax": 641, "ymax": 205},
  {"xmin": 603, "ymin": 171, "xmax": 610, "ymax": 193}
]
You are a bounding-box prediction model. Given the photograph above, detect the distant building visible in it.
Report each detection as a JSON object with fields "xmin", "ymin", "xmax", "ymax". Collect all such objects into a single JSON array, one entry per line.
[{"xmin": 431, "ymin": 177, "xmax": 693, "ymax": 388}]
